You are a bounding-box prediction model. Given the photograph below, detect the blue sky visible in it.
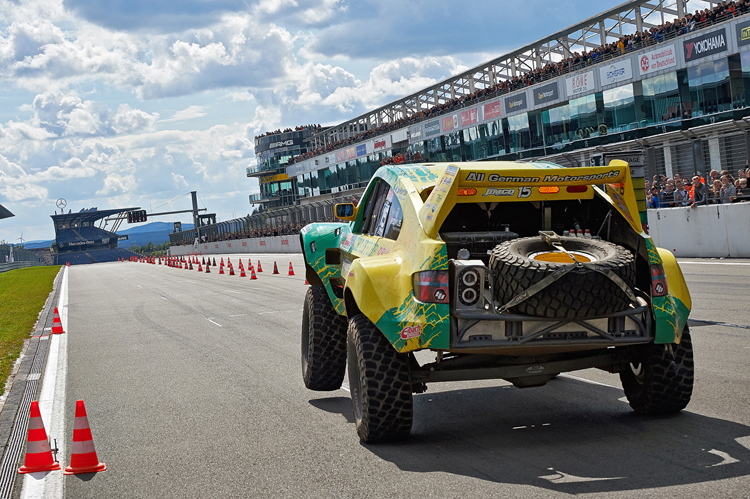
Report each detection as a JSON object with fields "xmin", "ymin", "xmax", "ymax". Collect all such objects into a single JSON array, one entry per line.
[{"xmin": 0, "ymin": 0, "xmax": 634, "ymax": 242}]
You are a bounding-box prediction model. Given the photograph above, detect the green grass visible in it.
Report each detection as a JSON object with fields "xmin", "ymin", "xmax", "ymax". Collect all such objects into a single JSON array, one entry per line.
[{"xmin": 0, "ymin": 266, "xmax": 61, "ymax": 387}]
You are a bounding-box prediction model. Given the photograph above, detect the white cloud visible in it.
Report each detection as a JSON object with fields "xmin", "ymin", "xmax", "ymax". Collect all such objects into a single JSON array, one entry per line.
[
  {"xmin": 161, "ymin": 105, "xmax": 208, "ymax": 123},
  {"xmin": 226, "ymin": 91, "xmax": 255, "ymax": 102}
]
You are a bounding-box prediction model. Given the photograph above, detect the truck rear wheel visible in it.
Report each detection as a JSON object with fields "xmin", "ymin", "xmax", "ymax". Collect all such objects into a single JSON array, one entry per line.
[
  {"xmin": 301, "ymin": 286, "xmax": 348, "ymax": 391},
  {"xmin": 347, "ymin": 314, "xmax": 412, "ymax": 443},
  {"xmin": 620, "ymin": 327, "xmax": 694, "ymax": 414},
  {"xmin": 489, "ymin": 235, "xmax": 635, "ymax": 318}
]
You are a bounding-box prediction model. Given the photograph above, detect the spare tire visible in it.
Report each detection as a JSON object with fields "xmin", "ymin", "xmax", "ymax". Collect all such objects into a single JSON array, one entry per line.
[{"xmin": 489, "ymin": 236, "xmax": 635, "ymax": 319}]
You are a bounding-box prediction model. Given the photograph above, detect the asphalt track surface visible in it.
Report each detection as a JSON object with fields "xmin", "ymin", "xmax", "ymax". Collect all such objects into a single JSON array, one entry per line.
[{"xmin": 27, "ymin": 254, "xmax": 750, "ymax": 497}]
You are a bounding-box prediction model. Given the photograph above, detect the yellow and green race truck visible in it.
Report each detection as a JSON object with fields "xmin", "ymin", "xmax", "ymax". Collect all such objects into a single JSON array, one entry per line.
[{"xmin": 300, "ymin": 161, "xmax": 693, "ymax": 443}]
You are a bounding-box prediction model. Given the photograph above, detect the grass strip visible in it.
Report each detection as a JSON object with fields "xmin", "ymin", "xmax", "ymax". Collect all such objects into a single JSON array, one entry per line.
[{"xmin": 0, "ymin": 266, "xmax": 61, "ymax": 386}]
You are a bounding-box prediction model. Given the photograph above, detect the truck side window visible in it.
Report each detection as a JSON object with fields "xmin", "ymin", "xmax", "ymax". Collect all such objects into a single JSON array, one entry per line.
[
  {"xmin": 368, "ymin": 184, "xmax": 390, "ymax": 237},
  {"xmin": 358, "ymin": 180, "xmax": 382, "ymax": 234},
  {"xmin": 383, "ymin": 192, "xmax": 403, "ymax": 240}
]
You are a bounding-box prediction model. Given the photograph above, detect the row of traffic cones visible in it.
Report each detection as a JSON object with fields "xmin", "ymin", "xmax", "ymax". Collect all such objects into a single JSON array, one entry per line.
[{"xmin": 19, "ymin": 400, "xmax": 105, "ymax": 475}]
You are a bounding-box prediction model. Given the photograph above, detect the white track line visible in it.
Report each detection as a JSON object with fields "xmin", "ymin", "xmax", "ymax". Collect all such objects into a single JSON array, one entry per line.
[
  {"xmin": 678, "ymin": 260, "xmax": 750, "ymax": 266},
  {"xmin": 207, "ymin": 319, "xmax": 223, "ymax": 327},
  {"xmin": 558, "ymin": 373, "xmax": 622, "ymax": 390},
  {"xmin": 21, "ymin": 266, "xmax": 68, "ymax": 498}
]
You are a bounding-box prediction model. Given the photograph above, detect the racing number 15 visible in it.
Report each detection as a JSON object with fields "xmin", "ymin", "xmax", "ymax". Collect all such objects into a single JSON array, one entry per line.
[{"xmin": 517, "ymin": 187, "xmax": 532, "ymax": 198}]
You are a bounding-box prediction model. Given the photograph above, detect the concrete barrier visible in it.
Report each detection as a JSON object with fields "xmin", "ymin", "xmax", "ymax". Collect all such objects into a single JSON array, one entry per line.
[
  {"xmin": 0, "ymin": 261, "xmax": 47, "ymax": 273},
  {"xmin": 169, "ymin": 235, "xmax": 302, "ymax": 256},
  {"xmin": 647, "ymin": 203, "xmax": 750, "ymax": 258}
]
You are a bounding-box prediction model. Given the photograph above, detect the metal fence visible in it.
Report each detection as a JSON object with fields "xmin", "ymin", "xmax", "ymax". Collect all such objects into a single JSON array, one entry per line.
[
  {"xmin": 0, "ymin": 245, "xmax": 44, "ymax": 264},
  {"xmin": 169, "ymin": 193, "xmax": 362, "ymax": 246}
]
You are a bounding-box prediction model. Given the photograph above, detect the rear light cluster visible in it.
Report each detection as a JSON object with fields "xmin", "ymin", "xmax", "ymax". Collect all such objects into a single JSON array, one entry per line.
[
  {"xmin": 413, "ymin": 271, "xmax": 449, "ymax": 304},
  {"xmin": 458, "ymin": 268, "xmax": 482, "ymax": 306},
  {"xmin": 650, "ymin": 264, "xmax": 669, "ymax": 297}
]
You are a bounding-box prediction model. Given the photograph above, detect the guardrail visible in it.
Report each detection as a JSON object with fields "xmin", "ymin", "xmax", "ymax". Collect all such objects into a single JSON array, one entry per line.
[
  {"xmin": 0, "ymin": 262, "xmax": 47, "ymax": 273},
  {"xmin": 170, "ymin": 235, "xmax": 303, "ymax": 256}
]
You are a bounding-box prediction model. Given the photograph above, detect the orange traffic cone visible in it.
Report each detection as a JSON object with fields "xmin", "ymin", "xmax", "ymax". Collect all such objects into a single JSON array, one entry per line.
[
  {"xmin": 220, "ymin": 257, "xmax": 224, "ymax": 266},
  {"xmin": 240, "ymin": 267, "xmax": 246, "ymax": 277},
  {"xmin": 250, "ymin": 267, "xmax": 257, "ymax": 280},
  {"xmin": 248, "ymin": 258, "xmax": 251, "ymax": 269},
  {"xmin": 305, "ymin": 279, "xmax": 309, "ymax": 285},
  {"xmin": 198, "ymin": 263, "xmax": 203, "ymax": 272},
  {"xmin": 66, "ymin": 262, "xmax": 70, "ymax": 267},
  {"xmin": 257, "ymin": 261, "xmax": 262, "ymax": 272},
  {"xmin": 219, "ymin": 266, "xmax": 224, "ymax": 275},
  {"xmin": 273, "ymin": 262, "xmax": 279, "ymax": 274},
  {"xmin": 229, "ymin": 266, "xmax": 235, "ymax": 276},
  {"xmin": 288, "ymin": 262, "xmax": 294, "ymax": 276},
  {"xmin": 18, "ymin": 401, "xmax": 61, "ymax": 473},
  {"xmin": 52, "ymin": 307, "xmax": 65, "ymax": 335},
  {"xmin": 206, "ymin": 264, "xmax": 211, "ymax": 274},
  {"xmin": 202, "ymin": 257, "xmax": 205, "ymax": 265},
  {"xmin": 213, "ymin": 258, "xmax": 217, "ymax": 266},
  {"xmin": 64, "ymin": 400, "xmax": 106, "ymax": 475}
]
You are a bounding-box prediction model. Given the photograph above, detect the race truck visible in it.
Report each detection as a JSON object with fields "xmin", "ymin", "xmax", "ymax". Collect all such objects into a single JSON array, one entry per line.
[{"xmin": 299, "ymin": 161, "xmax": 693, "ymax": 443}]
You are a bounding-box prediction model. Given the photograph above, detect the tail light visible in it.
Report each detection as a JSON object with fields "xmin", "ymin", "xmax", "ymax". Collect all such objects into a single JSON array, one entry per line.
[
  {"xmin": 413, "ymin": 271, "xmax": 449, "ymax": 303},
  {"xmin": 651, "ymin": 264, "xmax": 669, "ymax": 297},
  {"xmin": 566, "ymin": 185, "xmax": 588, "ymax": 193}
]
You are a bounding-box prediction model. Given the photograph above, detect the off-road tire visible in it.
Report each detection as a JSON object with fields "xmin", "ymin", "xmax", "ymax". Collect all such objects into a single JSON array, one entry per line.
[
  {"xmin": 301, "ymin": 286, "xmax": 348, "ymax": 391},
  {"xmin": 489, "ymin": 236, "xmax": 635, "ymax": 319},
  {"xmin": 620, "ymin": 327, "xmax": 694, "ymax": 414},
  {"xmin": 347, "ymin": 314, "xmax": 413, "ymax": 443}
]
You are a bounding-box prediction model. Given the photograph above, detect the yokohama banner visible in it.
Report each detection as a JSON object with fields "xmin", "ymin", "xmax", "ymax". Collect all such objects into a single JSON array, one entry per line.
[
  {"xmin": 639, "ymin": 44, "xmax": 677, "ymax": 76},
  {"xmin": 683, "ymin": 28, "xmax": 727, "ymax": 62}
]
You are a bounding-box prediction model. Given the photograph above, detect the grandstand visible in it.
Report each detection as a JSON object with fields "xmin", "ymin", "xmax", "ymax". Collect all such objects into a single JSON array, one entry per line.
[
  {"xmin": 242, "ymin": 0, "xmax": 750, "ymax": 230},
  {"xmin": 51, "ymin": 208, "xmax": 140, "ymax": 265}
]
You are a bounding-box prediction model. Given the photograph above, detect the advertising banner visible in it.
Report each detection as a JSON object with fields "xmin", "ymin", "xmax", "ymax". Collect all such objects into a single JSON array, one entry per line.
[
  {"xmin": 346, "ymin": 147, "xmax": 356, "ymax": 160},
  {"xmin": 373, "ymin": 136, "xmax": 391, "ymax": 151},
  {"xmin": 336, "ymin": 150, "xmax": 346, "ymax": 162},
  {"xmin": 391, "ymin": 128, "xmax": 408, "ymax": 143},
  {"xmin": 684, "ymin": 28, "xmax": 727, "ymax": 62},
  {"xmin": 408, "ymin": 124, "xmax": 423, "ymax": 144},
  {"xmin": 599, "ymin": 59, "xmax": 633, "ymax": 86},
  {"xmin": 442, "ymin": 114, "xmax": 458, "ymax": 133},
  {"xmin": 639, "ymin": 44, "xmax": 677, "ymax": 75},
  {"xmin": 460, "ymin": 107, "xmax": 479, "ymax": 127},
  {"xmin": 504, "ymin": 92, "xmax": 527, "ymax": 114},
  {"xmin": 425, "ymin": 119, "xmax": 441, "ymax": 137},
  {"xmin": 565, "ymin": 71, "xmax": 595, "ymax": 98},
  {"xmin": 483, "ymin": 99, "xmax": 502, "ymax": 121},
  {"xmin": 356, "ymin": 144, "xmax": 367, "ymax": 156},
  {"xmin": 737, "ymin": 19, "xmax": 750, "ymax": 47},
  {"xmin": 532, "ymin": 82, "xmax": 559, "ymax": 105}
]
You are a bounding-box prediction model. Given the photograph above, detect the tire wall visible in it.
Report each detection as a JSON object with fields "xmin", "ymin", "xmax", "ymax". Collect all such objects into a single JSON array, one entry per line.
[
  {"xmin": 169, "ymin": 235, "xmax": 302, "ymax": 256},
  {"xmin": 647, "ymin": 203, "xmax": 750, "ymax": 258}
]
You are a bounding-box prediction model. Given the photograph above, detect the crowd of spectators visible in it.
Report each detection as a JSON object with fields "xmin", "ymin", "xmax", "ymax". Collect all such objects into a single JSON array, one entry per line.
[
  {"xmin": 646, "ymin": 165, "xmax": 750, "ymax": 208},
  {"xmin": 255, "ymin": 124, "xmax": 321, "ymax": 140},
  {"xmin": 289, "ymin": 1, "xmax": 749, "ymax": 165}
]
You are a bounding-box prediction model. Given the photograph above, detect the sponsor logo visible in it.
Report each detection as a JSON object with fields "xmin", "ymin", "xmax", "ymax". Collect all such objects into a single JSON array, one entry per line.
[
  {"xmin": 684, "ymin": 29, "xmax": 726, "ymax": 61},
  {"xmin": 433, "ymin": 289, "xmax": 446, "ymax": 301},
  {"xmin": 356, "ymin": 144, "xmax": 367, "ymax": 156},
  {"xmin": 374, "ymin": 139, "xmax": 387, "ymax": 150},
  {"xmin": 483, "ymin": 188, "xmax": 516, "ymax": 196},
  {"xmin": 227, "ymin": 243, "xmax": 231, "ymax": 248},
  {"xmin": 508, "ymin": 99, "xmax": 523, "ymax": 108},
  {"xmin": 410, "ymin": 128, "xmax": 422, "ymax": 141},
  {"xmin": 281, "ymin": 237, "xmax": 289, "ymax": 246},
  {"xmin": 260, "ymin": 240, "xmax": 266, "ymax": 246},
  {"xmin": 640, "ymin": 55, "xmax": 650, "ymax": 73},
  {"xmin": 526, "ymin": 366, "xmax": 545, "ymax": 375},
  {"xmin": 566, "ymin": 71, "xmax": 595, "ymax": 96},
  {"xmin": 425, "ymin": 120, "xmax": 441, "ymax": 136},
  {"xmin": 242, "ymin": 242, "xmax": 247, "ymax": 247},
  {"xmin": 269, "ymin": 139, "xmax": 294, "ymax": 149},
  {"xmin": 743, "ymin": 26, "xmax": 750, "ymax": 41},
  {"xmin": 483, "ymin": 99, "xmax": 502, "ymax": 120},
  {"xmin": 400, "ymin": 324, "xmax": 422, "ymax": 340},
  {"xmin": 639, "ymin": 44, "xmax": 677, "ymax": 75},
  {"xmin": 538, "ymin": 90, "xmax": 554, "ymax": 100},
  {"xmin": 606, "ymin": 66, "xmax": 625, "ymax": 79}
]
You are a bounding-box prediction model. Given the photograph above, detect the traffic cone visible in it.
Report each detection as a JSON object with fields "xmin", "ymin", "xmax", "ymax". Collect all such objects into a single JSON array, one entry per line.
[
  {"xmin": 229, "ymin": 267, "xmax": 235, "ymax": 276},
  {"xmin": 213, "ymin": 258, "xmax": 217, "ymax": 266},
  {"xmin": 18, "ymin": 401, "xmax": 60, "ymax": 473},
  {"xmin": 240, "ymin": 267, "xmax": 246, "ymax": 277},
  {"xmin": 202, "ymin": 257, "xmax": 205, "ymax": 265},
  {"xmin": 220, "ymin": 257, "xmax": 224, "ymax": 266},
  {"xmin": 64, "ymin": 400, "xmax": 106, "ymax": 475},
  {"xmin": 248, "ymin": 258, "xmax": 251, "ymax": 269},
  {"xmin": 66, "ymin": 262, "xmax": 70, "ymax": 267},
  {"xmin": 257, "ymin": 261, "xmax": 262, "ymax": 272},
  {"xmin": 305, "ymin": 279, "xmax": 309, "ymax": 285},
  {"xmin": 206, "ymin": 264, "xmax": 211, "ymax": 273},
  {"xmin": 288, "ymin": 262, "xmax": 294, "ymax": 276},
  {"xmin": 250, "ymin": 267, "xmax": 257, "ymax": 280},
  {"xmin": 273, "ymin": 262, "xmax": 279, "ymax": 274},
  {"xmin": 219, "ymin": 266, "xmax": 224, "ymax": 275},
  {"xmin": 198, "ymin": 263, "xmax": 202, "ymax": 272},
  {"xmin": 188, "ymin": 262, "xmax": 192, "ymax": 270},
  {"xmin": 51, "ymin": 307, "xmax": 65, "ymax": 335}
]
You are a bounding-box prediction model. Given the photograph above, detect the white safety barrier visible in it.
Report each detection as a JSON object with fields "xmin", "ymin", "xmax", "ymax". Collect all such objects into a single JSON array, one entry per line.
[
  {"xmin": 169, "ymin": 235, "xmax": 302, "ymax": 256},
  {"xmin": 647, "ymin": 203, "xmax": 750, "ymax": 258}
]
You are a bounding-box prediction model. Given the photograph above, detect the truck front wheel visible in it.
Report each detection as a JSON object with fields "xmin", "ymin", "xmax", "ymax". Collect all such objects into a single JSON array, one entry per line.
[
  {"xmin": 347, "ymin": 314, "xmax": 413, "ymax": 443},
  {"xmin": 620, "ymin": 327, "xmax": 694, "ymax": 414},
  {"xmin": 301, "ymin": 286, "xmax": 348, "ymax": 391}
]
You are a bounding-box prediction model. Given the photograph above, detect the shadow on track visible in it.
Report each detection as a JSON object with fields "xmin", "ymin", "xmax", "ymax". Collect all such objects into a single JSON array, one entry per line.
[{"xmin": 310, "ymin": 377, "xmax": 750, "ymax": 494}]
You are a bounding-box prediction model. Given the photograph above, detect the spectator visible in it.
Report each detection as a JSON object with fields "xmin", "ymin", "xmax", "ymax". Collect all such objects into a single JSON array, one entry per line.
[
  {"xmin": 647, "ymin": 186, "xmax": 663, "ymax": 208},
  {"xmin": 674, "ymin": 179, "xmax": 689, "ymax": 206},
  {"xmin": 690, "ymin": 175, "xmax": 707, "ymax": 208},
  {"xmin": 720, "ymin": 175, "xmax": 736, "ymax": 203}
]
